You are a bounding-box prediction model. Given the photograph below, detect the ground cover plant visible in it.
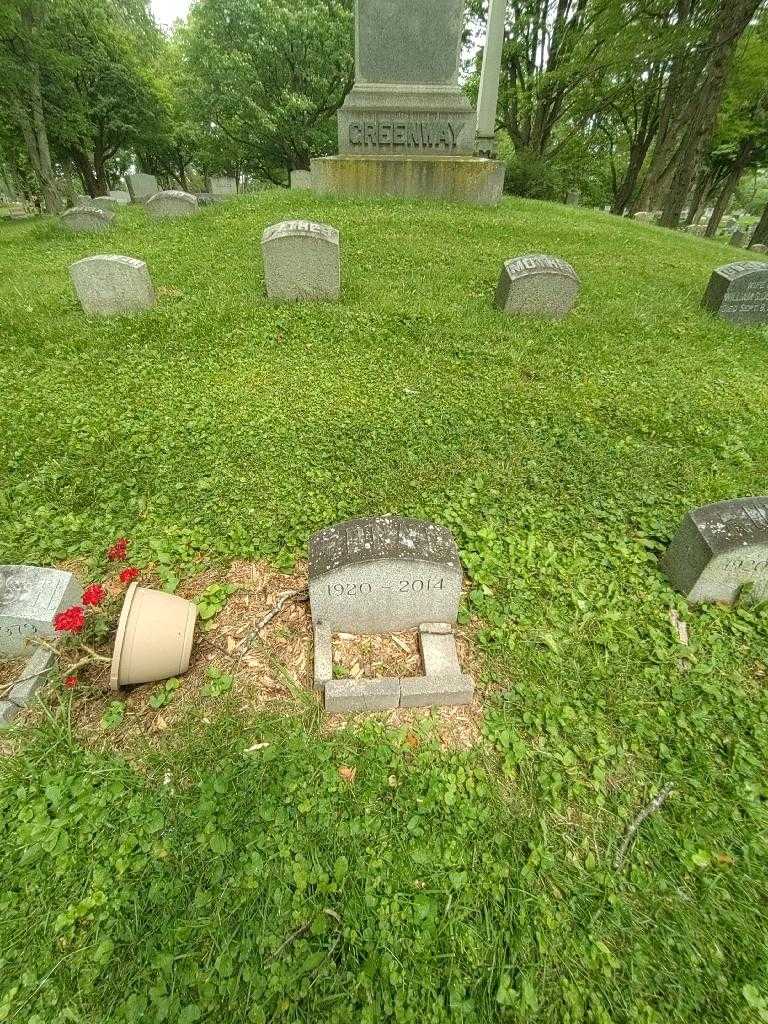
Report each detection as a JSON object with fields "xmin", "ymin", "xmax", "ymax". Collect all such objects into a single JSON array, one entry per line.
[{"xmin": 1, "ymin": 194, "xmax": 768, "ymax": 1022}]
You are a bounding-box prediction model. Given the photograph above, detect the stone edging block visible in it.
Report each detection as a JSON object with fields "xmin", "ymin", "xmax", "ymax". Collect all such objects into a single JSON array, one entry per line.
[{"xmin": 0, "ymin": 647, "xmax": 57, "ymax": 727}]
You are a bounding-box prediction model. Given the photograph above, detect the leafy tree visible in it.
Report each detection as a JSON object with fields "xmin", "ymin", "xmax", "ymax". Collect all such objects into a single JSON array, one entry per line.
[{"xmin": 181, "ymin": 0, "xmax": 354, "ymax": 183}]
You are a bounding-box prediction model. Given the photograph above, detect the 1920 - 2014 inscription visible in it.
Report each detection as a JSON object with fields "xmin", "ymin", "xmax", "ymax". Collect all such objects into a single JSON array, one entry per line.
[{"xmin": 325, "ymin": 576, "xmax": 446, "ymax": 599}]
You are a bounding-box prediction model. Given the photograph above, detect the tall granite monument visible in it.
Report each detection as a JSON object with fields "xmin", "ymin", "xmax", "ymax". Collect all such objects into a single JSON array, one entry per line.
[{"xmin": 312, "ymin": 0, "xmax": 504, "ymax": 205}]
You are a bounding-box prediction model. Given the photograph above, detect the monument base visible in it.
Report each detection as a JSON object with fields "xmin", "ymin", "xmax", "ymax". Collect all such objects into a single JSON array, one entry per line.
[{"xmin": 311, "ymin": 155, "xmax": 504, "ymax": 207}]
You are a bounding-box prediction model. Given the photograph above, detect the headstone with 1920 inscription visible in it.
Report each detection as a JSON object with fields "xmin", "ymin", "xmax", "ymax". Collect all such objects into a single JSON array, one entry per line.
[
  {"xmin": 495, "ymin": 253, "xmax": 580, "ymax": 319},
  {"xmin": 701, "ymin": 261, "xmax": 768, "ymax": 325},
  {"xmin": 663, "ymin": 498, "xmax": 768, "ymax": 604},
  {"xmin": 0, "ymin": 566, "xmax": 82, "ymax": 661}
]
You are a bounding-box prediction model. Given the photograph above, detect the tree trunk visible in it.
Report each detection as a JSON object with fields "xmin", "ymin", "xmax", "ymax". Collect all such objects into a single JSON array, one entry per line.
[
  {"xmin": 614, "ymin": 136, "xmax": 654, "ymax": 215},
  {"xmin": 751, "ymin": 202, "xmax": 768, "ymax": 246},
  {"xmin": 686, "ymin": 166, "xmax": 713, "ymax": 225},
  {"xmin": 705, "ymin": 139, "xmax": 755, "ymax": 237},
  {"xmin": 70, "ymin": 149, "xmax": 99, "ymax": 197}
]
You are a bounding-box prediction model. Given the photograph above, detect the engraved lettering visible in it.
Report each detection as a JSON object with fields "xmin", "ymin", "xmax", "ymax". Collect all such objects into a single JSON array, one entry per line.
[
  {"xmin": 393, "ymin": 122, "xmax": 406, "ymax": 145},
  {"xmin": 349, "ymin": 123, "xmax": 363, "ymax": 145}
]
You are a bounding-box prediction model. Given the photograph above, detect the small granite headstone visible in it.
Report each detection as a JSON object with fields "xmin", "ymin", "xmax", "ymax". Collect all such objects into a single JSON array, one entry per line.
[
  {"xmin": 566, "ymin": 189, "xmax": 581, "ymax": 206},
  {"xmin": 633, "ymin": 211, "xmax": 655, "ymax": 223},
  {"xmin": 61, "ymin": 206, "xmax": 114, "ymax": 233},
  {"xmin": 309, "ymin": 515, "xmax": 463, "ymax": 634},
  {"xmin": 210, "ymin": 176, "xmax": 237, "ymax": 198},
  {"xmin": 701, "ymin": 261, "xmax": 768, "ymax": 325},
  {"xmin": 685, "ymin": 224, "xmax": 706, "ymax": 236},
  {"xmin": 494, "ymin": 253, "xmax": 580, "ymax": 319},
  {"xmin": 69, "ymin": 254, "xmax": 155, "ymax": 316},
  {"xmin": 663, "ymin": 498, "xmax": 768, "ymax": 604},
  {"xmin": 126, "ymin": 172, "xmax": 159, "ymax": 202},
  {"xmin": 81, "ymin": 195, "xmax": 119, "ymax": 213},
  {"xmin": 290, "ymin": 170, "xmax": 313, "ymax": 190},
  {"xmin": 109, "ymin": 190, "xmax": 131, "ymax": 205},
  {"xmin": 145, "ymin": 190, "xmax": 198, "ymax": 218},
  {"xmin": 730, "ymin": 229, "xmax": 746, "ymax": 248},
  {"xmin": 750, "ymin": 243, "xmax": 767, "ymax": 254},
  {"xmin": 262, "ymin": 220, "xmax": 340, "ymax": 301},
  {"xmin": 0, "ymin": 566, "xmax": 82, "ymax": 661}
]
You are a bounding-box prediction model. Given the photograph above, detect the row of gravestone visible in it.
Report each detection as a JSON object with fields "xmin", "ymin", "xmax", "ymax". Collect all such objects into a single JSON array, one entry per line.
[
  {"xmin": 632, "ymin": 210, "xmax": 766, "ymax": 251},
  {"xmin": 56, "ymin": 208, "xmax": 768, "ymax": 325},
  {"xmin": 3, "ymin": 498, "xmax": 768, "ymax": 719},
  {"xmin": 62, "ymin": 190, "xmax": 202, "ymax": 233}
]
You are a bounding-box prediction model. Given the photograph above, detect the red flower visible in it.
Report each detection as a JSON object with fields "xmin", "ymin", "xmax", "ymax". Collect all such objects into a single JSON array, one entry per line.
[
  {"xmin": 107, "ymin": 538, "xmax": 128, "ymax": 561},
  {"xmin": 119, "ymin": 567, "xmax": 139, "ymax": 584},
  {"xmin": 54, "ymin": 606, "xmax": 85, "ymax": 633},
  {"xmin": 82, "ymin": 584, "xmax": 106, "ymax": 607},
  {"xmin": 64, "ymin": 675, "xmax": 78, "ymax": 688}
]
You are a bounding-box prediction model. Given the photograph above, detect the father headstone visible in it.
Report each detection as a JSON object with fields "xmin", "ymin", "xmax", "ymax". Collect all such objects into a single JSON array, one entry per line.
[
  {"xmin": 69, "ymin": 255, "xmax": 155, "ymax": 316},
  {"xmin": 61, "ymin": 206, "xmax": 114, "ymax": 233},
  {"xmin": 701, "ymin": 261, "xmax": 768, "ymax": 326},
  {"xmin": 0, "ymin": 566, "xmax": 82, "ymax": 661},
  {"xmin": 495, "ymin": 254, "xmax": 580, "ymax": 320},
  {"xmin": 145, "ymin": 190, "xmax": 198, "ymax": 218},
  {"xmin": 311, "ymin": 0, "xmax": 504, "ymax": 205},
  {"xmin": 663, "ymin": 498, "xmax": 768, "ymax": 604},
  {"xmin": 309, "ymin": 515, "xmax": 472, "ymax": 712},
  {"xmin": 262, "ymin": 220, "xmax": 340, "ymax": 301},
  {"xmin": 290, "ymin": 170, "xmax": 313, "ymax": 190},
  {"xmin": 125, "ymin": 172, "xmax": 159, "ymax": 203}
]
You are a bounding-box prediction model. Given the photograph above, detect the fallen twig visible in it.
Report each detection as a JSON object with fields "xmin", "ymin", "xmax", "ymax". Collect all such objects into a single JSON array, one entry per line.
[
  {"xmin": 668, "ymin": 608, "xmax": 690, "ymax": 672},
  {"xmin": 265, "ymin": 921, "xmax": 310, "ymax": 962},
  {"xmin": 235, "ymin": 588, "xmax": 308, "ymax": 655},
  {"xmin": 614, "ymin": 783, "xmax": 675, "ymax": 871}
]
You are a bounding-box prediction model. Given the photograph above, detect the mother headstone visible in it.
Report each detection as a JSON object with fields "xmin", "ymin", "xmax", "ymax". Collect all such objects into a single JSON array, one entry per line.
[
  {"xmin": 61, "ymin": 207, "xmax": 114, "ymax": 233},
  {"xmin": 701, "ymin": 261, "xmax": 768, "ymax": 325},
  {"xmin": 0, "ymin": 566, "xmax": 82, "ymax": 661},
  {"xmin": 663, "ymin": 498, "xmax": 768, "ymax": 604},
  {"xmin": 262, "ymin": 220, "xmax": 340, "ymax": 301},
  {"xmin": 69, "ymin": 254, "xmax": 155, "ymax": 316},
  {"xmin": 495, "ymin": 254, "xmax": 580, "ymax": 319},
  {"xmin": 145, "ymin": 190, "xmax": 198, "ymax": 218}
]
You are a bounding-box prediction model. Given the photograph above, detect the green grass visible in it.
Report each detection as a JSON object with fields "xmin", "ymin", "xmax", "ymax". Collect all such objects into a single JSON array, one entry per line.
[{"xmin": 2, "ymin": 194, "xmax": 768, "ymax": 1023}]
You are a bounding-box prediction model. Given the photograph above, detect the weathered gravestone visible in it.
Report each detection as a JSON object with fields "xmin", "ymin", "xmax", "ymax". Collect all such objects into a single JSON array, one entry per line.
[
  {"xmin": 290, "ymin": 170, "xmax": 313, "ymax": 190},
  {"xmin": 125, "ymin": 172, "xmax": 158, "ymax": 202},
  {"xmin": 262, "ymin": 220, "xmax": 340, "ymax": 301},
  {"xmin": 750, "ymin": 243, "xmax": 767, "ymax": 254},
  {"xmin": 311, "ymin": 0, "xmax": 504, "ymax": 205},
  {"xmin": 0, "ymin": 566, "xmax": 82, "ymax": 661},
  {"xmin": 685, "ymin": 224, "xmax": 706, "ymax": 236},
  {"xmin": 494, "ymin": 253, "xmax": 580, "ymax": 320},
  {"xmin": 633, "ymin": 211, "xmax": 656, "ymax": 223},
  {"xmin": 730, "ymin": 229, "xmax": 746, "ymax": 248},
  {"xmin": 663, "ymin": 499, "xmax": 768, "ymax": 604},
  {"xmin": 210, "ymin": 176, "xmax": 237, "ymax": 199},
  {"xmin": 109, "ymin": 190, "xmax": 130, "ymax": 205},
  {"xmin": 69, "ymin": 254, "xmax": 155, "ymax": 316},
  {"xmin": 145, "ymin": 190, "xmax": 198, "ymax": 218},
  {"xmin": 566, "ymin": 189, "xmax": 581, "ymax": 206},
  {"xmin": 61, "ymin": 206, "xmax": 114, "ymax": 233},
  {"xmin": 701, "ymin": 261, "xmax": 768, "ymax": 325},
  {"xmin": 79, "ymin": 195, "xmax": 119, "ymax": 213},
  {"xmin": 309, "ymin": 515, "xmax": 473, "ymax": 712}
]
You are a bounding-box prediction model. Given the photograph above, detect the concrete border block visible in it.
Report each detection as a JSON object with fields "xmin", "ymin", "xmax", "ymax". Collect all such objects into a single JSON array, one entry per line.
[
  {"xmin": 400, "ymin": 673, "xmax": 474, "ymax": 708},
  {"xmin": 419, "ymin": 629, "xmax": 461, "ymax": 677},
  {"xmin": 313, "ymin": 622, "xmax": 332, "ymax": 691},
  {"xmin": 325, "ymin": 677, "xmax": 400, "ymax": 714},
  {"xmin": 8, "ymin": 647, "xmax": 56, "ymax": 707},
  {"xmin": 0, "ymin": 700, "xmax": 20, "ymax": 725}
]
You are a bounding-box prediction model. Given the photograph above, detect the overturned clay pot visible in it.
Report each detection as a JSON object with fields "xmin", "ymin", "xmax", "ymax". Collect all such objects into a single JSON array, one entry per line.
[{"xmin": 110, "ymin": 583, "xmax": 197, "ymax": 689}]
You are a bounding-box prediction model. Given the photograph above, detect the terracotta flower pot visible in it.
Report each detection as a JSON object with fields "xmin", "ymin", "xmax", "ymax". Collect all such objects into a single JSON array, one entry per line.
[{"xmin": 110, "ymin": 583, "xmax": 197, "ymax": 689}]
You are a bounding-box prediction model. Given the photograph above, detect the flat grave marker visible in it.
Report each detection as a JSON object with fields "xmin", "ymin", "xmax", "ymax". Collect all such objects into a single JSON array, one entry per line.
[
  {"xmin": 701, "ymin": 261, "xmax": 768, "ymax": 325},
  {"xmin": 70, "ymin": 254, "xmax": 155, "ymax": 316},
  {"xmin": 262, "ymin": 220, "xmax": 340, "ymax": 301},
  {"xmin": 663, "ymin": 498, "xmax": 768, "ymax": 604},
  {"xmin": 495, "ymin": 253, "xmax": 580, "ymax": 319}
]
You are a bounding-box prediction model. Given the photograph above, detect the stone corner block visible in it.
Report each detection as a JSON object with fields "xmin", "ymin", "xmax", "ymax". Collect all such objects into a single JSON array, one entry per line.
[
  {"xmin": 419, "ymin": 629, "xmax": 461, "ymax": 677},
  {"xmin": 313, "ymin": 622, "xmax": 333, "ymax": 691},
  {"xmin": 400, "ymin": 673, "xmax": 474, "ymax": 708},
  {"xmin": 0, "ymin": 700, "xmax": 20, "ymax": 727},
  {"xmin": 325, "ymin": 677, "xmax": 400, "ymax": 714},
  {"xmin": 8, "ymin": 647, "xmax": 56, "ymax": 707}
]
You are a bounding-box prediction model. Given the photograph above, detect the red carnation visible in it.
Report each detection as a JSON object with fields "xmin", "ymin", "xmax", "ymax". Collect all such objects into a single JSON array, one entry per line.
[
  {"xmin": 54, "ymin": 606, "xmax": 85, "ymax": 633},
  {"xmin": 64, "ymin": 675, "xmax": 78, "ymax": 689},
  {"xmin": 107, "ymin": 538, "xmax": 128, "ymax": 562},
  {"xmin": 119, "ymin": 567, "xmax": 139, "ymax": 584},
  {"xmin": 82, "ymin": 584, "xmax": 106, "ymax": 607}
]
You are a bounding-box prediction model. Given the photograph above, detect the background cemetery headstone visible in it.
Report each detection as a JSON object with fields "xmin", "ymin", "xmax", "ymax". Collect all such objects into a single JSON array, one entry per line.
[
  {"xmin": 0, "ymin": 566, "xmax": 82, "ymax": 661},
  {"xmin": 311, "ymin": 0, "xmax": 504, "ymax": 205},
  {"xmin": 210, "ymin": 176, "xmax": 238, "ymax": 200},
  {"xmin": 701, "ymin": 261, "xmax": 768, "ymax": 325},
  {"xmin": 145, "ymin": 190, "xmax": 198, "ymax": 218},
  {"xmin": 566, "ymin": 189, "xmax": 581, "ymax": 206},
  {"xmin": 663, "ymin": 499, "xmax": 768, "ymax": 604},
  {"xmin": 309, "ymin": 516, "xmax": 472, "ymax": 713},
  {"xmin": 125, "ymin": 172, "xmax": 159, "ymax": 202},
  {"xmin": 685, "ymin": 224, "xmax": 706, "ymax": 236},
  {"xmin": 61, "ymin": 206, "xmax": 114, "ymax": 233},
  {"xmin": 730, "ymin": 229, "xmax": 746, "ymax": 248},
  {"xmin": 290, "ymin": 170, "xmax": 313, "ymax": 190},
  {"xmin": 261, "ymin": 220, "xmax": 340, "ymax": 302},
  {"xmin": 109, "ymin": 190, "xmax": 131, "ymax": 205},
  {"xmin": 78, "ymin": 195, "xmax": 119, "ymax": 213},
  {"xmin": 750, "ymin": 243, "xmax": 767, "ymax": 254},
  {"xmin": 70, "ymin": 254, "xmax": 155, "ymax": 316},
  {"xmin": 495, "ymin": 254, "xmax": 580, "ymax": 319}
]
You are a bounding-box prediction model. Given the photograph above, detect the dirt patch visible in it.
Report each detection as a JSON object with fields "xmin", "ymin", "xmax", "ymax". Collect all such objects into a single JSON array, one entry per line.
[{"xmin": 7, "ymin": 560, "xmax": 486, "ymax": 754}]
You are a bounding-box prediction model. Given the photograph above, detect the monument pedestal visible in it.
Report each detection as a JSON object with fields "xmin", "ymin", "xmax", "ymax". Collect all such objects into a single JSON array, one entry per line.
[{"xmin": 312, "ymin": 155, "xmax": 504, "ymax": 207}]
